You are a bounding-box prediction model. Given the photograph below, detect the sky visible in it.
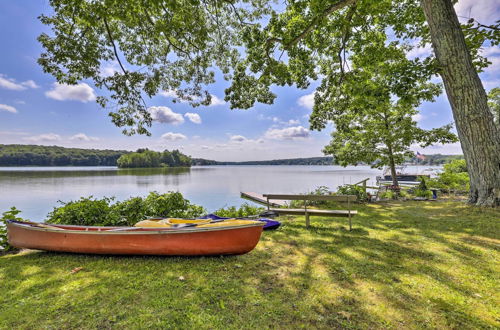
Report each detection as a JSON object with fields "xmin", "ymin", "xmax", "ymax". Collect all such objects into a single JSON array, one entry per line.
[{"xmin": 0, "ymin": 0, "xmax": 499, "ymax": 161}]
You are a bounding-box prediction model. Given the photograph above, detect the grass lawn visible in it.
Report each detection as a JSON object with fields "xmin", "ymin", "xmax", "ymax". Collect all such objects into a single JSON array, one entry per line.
[{"xmin": 1, "ymin": 201, "xmax": 499, "ymax": 329}]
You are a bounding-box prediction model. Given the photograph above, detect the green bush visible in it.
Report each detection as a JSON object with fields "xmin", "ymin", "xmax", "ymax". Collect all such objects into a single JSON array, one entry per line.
[
  {"xmin": 144, "ymin": 191, "xmax": 205, "ymax": 218},
  {"xmin": 289, "ymin": 186, "xmax": 332, "ymax": 207},
  {"xmin": 1, "ymin": 207, "xmax": 26, "ymax": 252},
  {"xmin": 399, "ymin": 190, "xmax": 410, "ymax": 199},
  {"xmin": 112, "ymin": 197, "xmax": 149, "ymax": 226},
  {"xmin": 443, "ymin": 159, "xmax": 468, "ymax": 173},
  {"xmin": 379, "ymin": 190, "xmax": 396, "ymax": 200},
  {"xmin": 46, "ymin": 192, "xmax": 206, "ymax": 226},
  {"xmin": 336, "ymin": 184, "xmax": 368, "ymax": 202},
  {"xmin": 427, "ymin": 159, "xmax": 470, "ymax": 194},
  {"xmin": 47, "ymin": 196, "xmax": 121, "ymax": 226},
  {"xmin": 411, "ymin": 177, "xmax": 434, "ymax": 199},
  {"xmin": 414, "ymin": 189, "xmax": 433, "ymax": 199},
  {"xmin": 213, "ymin": 203, "xmax": 264, "ymax": 218}
]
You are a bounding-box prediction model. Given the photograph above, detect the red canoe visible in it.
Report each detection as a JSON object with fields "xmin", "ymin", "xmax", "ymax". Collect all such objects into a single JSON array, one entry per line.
[{"xmin": 6, "ymin": 220, "xmax": 264, "ymax": 256}]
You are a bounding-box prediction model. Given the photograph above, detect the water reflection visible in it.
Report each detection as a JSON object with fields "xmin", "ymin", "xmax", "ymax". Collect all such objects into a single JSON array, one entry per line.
[{"xmin": 0, "ymin": 167, "xmax": 190, "ymax": 179}]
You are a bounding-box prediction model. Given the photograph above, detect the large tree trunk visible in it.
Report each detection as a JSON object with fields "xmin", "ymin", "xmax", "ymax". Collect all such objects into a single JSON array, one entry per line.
[{"xmin": 420, "ymin": 0, "xmax": 500, "ymax": 207}]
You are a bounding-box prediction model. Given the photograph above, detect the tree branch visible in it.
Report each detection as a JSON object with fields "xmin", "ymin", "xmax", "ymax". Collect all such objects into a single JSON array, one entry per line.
[{"xmin": 103, "ymin": 17, "xmax": 127, "ymax": 74}]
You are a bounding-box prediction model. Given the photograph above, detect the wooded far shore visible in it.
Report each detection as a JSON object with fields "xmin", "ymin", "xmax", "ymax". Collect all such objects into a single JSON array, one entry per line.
[{"xmin": 0, "ymin": 144, "xmax": 463, "ymax": 167}]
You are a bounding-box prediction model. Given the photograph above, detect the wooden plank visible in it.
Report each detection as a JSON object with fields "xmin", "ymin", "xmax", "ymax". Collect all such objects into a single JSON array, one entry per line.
[
  {"xmin": 269, "ymin": 208, "xmax": 357, "ymax": 217},
  {"xmin": 263, "ymin": 194, "xmax": 357, "ymax": 202},
  {"xmin": 240, "ymin": 192, "xmax": 287, "ymax": 207}
]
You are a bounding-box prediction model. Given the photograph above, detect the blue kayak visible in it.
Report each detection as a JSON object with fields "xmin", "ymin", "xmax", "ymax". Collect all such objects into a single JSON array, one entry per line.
[{"xmin": 200, "ymin": 214, "xmax": 281, "ymax": 230}]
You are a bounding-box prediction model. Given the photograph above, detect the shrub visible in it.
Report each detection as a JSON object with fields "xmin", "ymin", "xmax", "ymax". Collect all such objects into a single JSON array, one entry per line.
[
  {"xmin": 427, "ymin": 160, "xmax": 470, "ymax": 194},
  {"xmin": 379, "ymin": 190, "xmax": 396, "ymax": 200},
  {"xmin": 213, "ymin": 203, "xmax": 265, "ymax": 218},
  {"xmin": 414, "ymin": 189, "xmax": 433, "ymax": 199},
  {"xmin": 1, "ymin": 207, "xmax": 26, "ymax": 252},
  {"xmin": 443, "ymin": 159, "xmax": 468, "ymax": 173},
  {"xmin": 412, "ymin": 177, "xmax": 434, "ymax": 199},
  {"xmin": 47, "ymin": 196, "xmax": 120, "ymax": 226},
  {"xmin": 112, "ymin": 197, "xmax": 148, "ymax": 226},
  {"xmin": 289, "ymin": 186, "xmax": 333, "ymax": 207},
  {"xmin": 144, "ymin": 191, "xmax": 206, "ymax": 218},
  {"xmin": 399, "ymin": 190, "xmax": 410, "ymax": 199},
  {"xmin": 336, "ymin": 184, "xmax": 368, "ymax": 202},
  {"xmin": 46, "ymin": 192, "xmax": 206, "ymax": 226}
]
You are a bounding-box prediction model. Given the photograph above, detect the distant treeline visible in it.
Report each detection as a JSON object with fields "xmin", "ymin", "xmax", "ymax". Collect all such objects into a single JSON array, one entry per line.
[
  {"xmin": 0, "ymin": 144, "xmax": 462, "ymax": 167},
  {"xmin": 193, "ymin": 154, "xmax": 464, "ymax": 166},
  {"xmin": 0, "ymin": 144, "xmax": 127, "ymax": 166},
  {"xmin": 192, "ymin": 156, "xmax": 335, "ymax": 166},
  {"xmin": 117, "ymin": 149, "xmax": 191, "ymax": 168}
]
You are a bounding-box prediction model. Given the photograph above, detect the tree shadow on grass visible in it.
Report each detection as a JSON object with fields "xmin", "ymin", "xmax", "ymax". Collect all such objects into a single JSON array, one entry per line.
[{"xmin": 1, "ymin": 201, "xmax": 498, "ymax": 328}]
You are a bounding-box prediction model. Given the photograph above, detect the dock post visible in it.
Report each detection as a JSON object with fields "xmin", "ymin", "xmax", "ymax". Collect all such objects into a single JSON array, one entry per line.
[
  {"xmin": 305, "ymin": 199, "xmax": 310, "ymax": 228},
  {"xmin": 348, "ymin": 196, "xmax": 352, "ymax": 231}
]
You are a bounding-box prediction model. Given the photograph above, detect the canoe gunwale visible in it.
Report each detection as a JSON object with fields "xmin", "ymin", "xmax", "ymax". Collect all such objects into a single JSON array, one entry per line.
[{"xmin": 6, "ymin": 220, "xmax": 265, "ymax": 235}]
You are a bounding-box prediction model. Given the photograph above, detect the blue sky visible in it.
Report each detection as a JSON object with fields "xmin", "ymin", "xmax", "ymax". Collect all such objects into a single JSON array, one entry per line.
[{"xmin": 0, "ymin": 0, "xmax": 499, "ymax": 161}]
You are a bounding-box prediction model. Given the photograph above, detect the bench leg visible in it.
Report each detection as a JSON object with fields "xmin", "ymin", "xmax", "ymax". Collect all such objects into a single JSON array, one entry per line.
[
  {"xmin": 305, "ymin": 213, "xmax": 310, "ymax": 228},
  {"xmin": 348, "ymin": 214, "xmax": 352, "ymax": 231}
]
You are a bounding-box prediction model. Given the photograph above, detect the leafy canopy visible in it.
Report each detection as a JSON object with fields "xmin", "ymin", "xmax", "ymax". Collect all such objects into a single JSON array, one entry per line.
[
  {"xmin": 320, "ymin": 33, "xmax": 457, "ymax": 168},
  {"xmin": 38, "ymin": 0, "xmax": 271, "ymax": 135},
  {"xmin": 38, "ymin": 0, "xmax": 498, "ymax": 135}
]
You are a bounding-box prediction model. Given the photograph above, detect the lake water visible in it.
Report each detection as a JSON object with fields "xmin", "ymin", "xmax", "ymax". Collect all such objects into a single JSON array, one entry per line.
[{"xmin": 0, "ymin": 165, "xmax": 433, "ymax": 221}]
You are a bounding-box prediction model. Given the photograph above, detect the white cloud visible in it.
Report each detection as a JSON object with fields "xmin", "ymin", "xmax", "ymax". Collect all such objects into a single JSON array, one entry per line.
[
  {"xmin": 481, "ymin": 46, "xmax": 500, "ymax": 58},
  {"xmin": 258, "ymin": 115, "xmax": 301, "ymax": 126},
  {"xmin": 100, "ymin": 61, "xmax": 120, "ymax": 77},
  {"xmin": 70, "ymin": 133, "xmax": 99, "ymax": 142},
  {"xmin": 230, "ymin": 135, "xmax": 248, "ymax": 142},
  {"xmin": 0, "ymin": 74, "xmax": 39, "ymax": 91},
  {"xmin": 298, "ymin": 93, "xmax": 315, "ymax": 109},
  {"xmin": 406, "ymin": 41, "xmax": 432, "ymax": 59},
  {"xmin": 184, "ymin": 112, "xmax": 202, "ymax": 124},
  {"xmin": 45, "ymin": 83, "xmax": 96, "ymax": 102},
  {"xmin": 0, "ymin": 104, "xmax": 17, "ymax": 113},
  {"xmin": 21, "ymin": 80, "xmax": 39, "ymax": 89},
  {"xmin": 483, "ymin": 79, "xmax": 500, "ymax": 91},
  {"xmin": 264, "ymin": 126, "xmax": 310, "ymax": 140},
  {"xmin": 412, "ymin": 113, "xmax": 424, "ymax": 122},
  {"xmin": 160, "ymin": 90, "xmax": 178, "ymax": 98},
  {"xmin": 149, "ymin": 106, "xmax": 184, "ymax": 125},
  {"xmin": 455, "ymin": 0, "xmax": 500, "ymax": 25},
  {"xmin": 23, "ymin": 133, "xmax": 62, "ymax": 143},
  {"xmin": 161, "ymin": 132, "xmax": 187, "ymax": 141},
  {"xmin": 208, "ymin": 94, "xmax": 226, "ymax": 106},
  {"xmin": 484, "ymin": 56, "xmax": 500, "ymax": 75}
]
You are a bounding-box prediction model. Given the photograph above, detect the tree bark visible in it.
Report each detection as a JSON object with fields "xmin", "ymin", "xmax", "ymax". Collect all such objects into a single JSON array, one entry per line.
[
  {"xmin": 421, "ymin": 0, "xmax": 500, "ymax": 207},
  {"xmin": 387, "ymin": 145, "xmax": 399, "ymax": 188}
]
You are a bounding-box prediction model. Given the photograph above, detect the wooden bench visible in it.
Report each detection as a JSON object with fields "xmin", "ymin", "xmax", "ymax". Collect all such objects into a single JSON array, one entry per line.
[{"xmin": 262, "ymin": 194, "xmax": 358, "ymax": 230}]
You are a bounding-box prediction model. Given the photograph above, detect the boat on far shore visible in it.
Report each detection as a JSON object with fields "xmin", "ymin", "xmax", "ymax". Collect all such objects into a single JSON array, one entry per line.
[{"xmin": 376, "ymin": 165, "xmax": 435, "ymax": 185}]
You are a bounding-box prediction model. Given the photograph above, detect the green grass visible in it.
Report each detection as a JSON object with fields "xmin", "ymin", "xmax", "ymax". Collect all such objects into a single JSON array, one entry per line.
[{"xmin": 1, "ymin": 201, "xmax": 499, "ymax": 329}]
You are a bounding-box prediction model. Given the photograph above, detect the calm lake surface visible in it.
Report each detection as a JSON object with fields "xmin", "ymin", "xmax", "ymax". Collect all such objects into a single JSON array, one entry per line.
[{"xmin": 0, "ymin": 165, "xmax": 434, "ymax": 221}]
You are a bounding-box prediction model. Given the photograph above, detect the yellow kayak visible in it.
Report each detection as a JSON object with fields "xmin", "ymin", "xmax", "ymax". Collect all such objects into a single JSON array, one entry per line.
[{"xmin": 134, "ymin": 218, "xmax": 261, "ymax": 228}]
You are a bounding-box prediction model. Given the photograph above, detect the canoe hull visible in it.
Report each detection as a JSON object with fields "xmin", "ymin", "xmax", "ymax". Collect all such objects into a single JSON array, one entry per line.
[{"xmin": 7, "ymin": 222, "xmax": 264, "ymax": 256}]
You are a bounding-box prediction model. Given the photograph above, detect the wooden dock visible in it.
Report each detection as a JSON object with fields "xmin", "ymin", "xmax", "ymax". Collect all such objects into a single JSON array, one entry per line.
[{"xmin": 240, "ymin": 192, "xmax": 288, "ymax": 207}]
